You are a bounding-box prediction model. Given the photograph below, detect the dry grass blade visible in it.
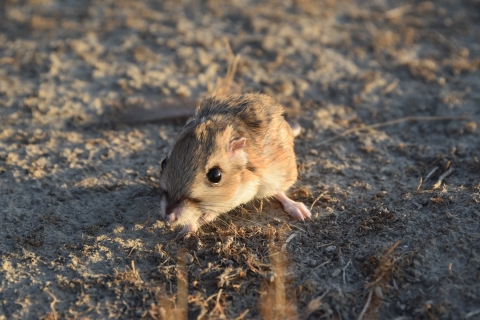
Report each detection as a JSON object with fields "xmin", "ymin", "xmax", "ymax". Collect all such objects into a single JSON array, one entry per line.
[
  {"xmin": 44, "ymin": 288, "xmax": 59, "ymax": 320},
  {"xmin": 234, "ymin": 308, "xmax": 251, "ymax": 320},
  {"xmin": 424, "ymin": 167, "xmax": 439, "ymax": 183},
  {"xmin": 210, "ymin": 38, "xmax": 242, "ymax": 96},
  {"xmin": 175, "ymin": 249, "xmax": 189, "ymax": 320},
  {"xmin": 259, "ymin": 233, "xmax": 298, "ymax": 320},
  {"xmin": 358, "ymin": 241, "xmax": 401, "ymax": 320},
  {"xmin": 149, "ymin": 250, "xmax": 189, "ymax": 320},
  {"xmin": 114, "ymin": 260, "xmax": 143, "ymax": 284},
  {"xmin": 465, "ymin": 308, "xmax": 480, "ymax": 319},
  {"xmin": 317, "ymin": 116, "xmax": 468, "ymax": 146},
  {"xmin": 300, "ymin": 289, "xmax": 329, "ymax": 319},
  {"xmin": 432, "ymin": 167, "xmax": 454, "ymax": 190},
  {"xmin": 416, "ymin": 177, "xmax": 423, "ymax": 193},
  {"xmin": 357, "ymin": 290, "xmax": 373, "ymax": 320},
  {"xmin": 310, "ymin": 191, "xmax": 327, "ymax": 210}
]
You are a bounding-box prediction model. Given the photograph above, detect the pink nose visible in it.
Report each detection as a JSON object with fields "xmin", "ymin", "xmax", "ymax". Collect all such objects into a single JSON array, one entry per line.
[{"xmin": 164, "ymin": 200, "xmax": 181, "ymax": 222}]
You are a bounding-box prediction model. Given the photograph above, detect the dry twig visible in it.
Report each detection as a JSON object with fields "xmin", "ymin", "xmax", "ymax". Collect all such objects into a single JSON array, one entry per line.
[
  {"xmin": 300, "ymin": 289, "xmax": 330, "ymax": 319},
  {"xmin": 176, "ymin": 250, "xmax": 189, "ymax": 320},
  {"xmin": 211, "ymin": 38, "xmax": 242, "ymax": 96},
  {"xmin": 358, "ymin": 241, "xmax": 401, "ymax": 320},
  {"xmin": 234, "ymin": 309, "xmax": 250, "ymax": 320},
  {"xmin": 416, "ymin": 178, "xmax": 423, "ymax": 193},
  {"xmin": 343, "ymin": 260, "xmax": 351, "ymax": 285},
  {"xmin": 317, "ymin": 116, "xmax": 468, "ymax": 146},
  {"xmin": 357, "ymin": 290, "xmax": 373, "ymax": 320},
  {"xmin": 44, "ymin": 288, "xmax": 59, "ymax": 320},
  {"xmin": 466, "ymin": 308, "xmax": 480, "ymax": 319},
  {"xmin": 424, "ymin": 167, "xmax": 439, "ymax": 182},
  {"xmin": 310, "ymin": 191, "xmax": 327, "ymax": 210},
  {"xmin": 432, "ymin": 167, "xmax": 454, "ymax": 190}
]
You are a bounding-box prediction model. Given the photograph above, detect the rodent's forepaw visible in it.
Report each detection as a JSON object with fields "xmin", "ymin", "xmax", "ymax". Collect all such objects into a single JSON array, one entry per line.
[
  {"xmin": 175, "ymin": 213, "xmax": 217, "ymax": 239},
  {"xmin": 275, "ymin": 192, "xmax": 312, "ymax": 221},
  {"xmin": 176, "ymin": 222, "xmax": 198, "ymax": 239}
]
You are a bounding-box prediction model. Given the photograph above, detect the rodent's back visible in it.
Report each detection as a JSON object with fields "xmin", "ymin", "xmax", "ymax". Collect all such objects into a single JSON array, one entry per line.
[{"xmin": 196, "ymin": 94, "xmax": 285, "ymax": 138}]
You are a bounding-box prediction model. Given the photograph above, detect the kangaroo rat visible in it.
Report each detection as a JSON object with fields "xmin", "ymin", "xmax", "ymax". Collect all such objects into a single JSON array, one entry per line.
[{"xmin": 159, "ymin": 93, "xmax": 311, "ymax": 236}]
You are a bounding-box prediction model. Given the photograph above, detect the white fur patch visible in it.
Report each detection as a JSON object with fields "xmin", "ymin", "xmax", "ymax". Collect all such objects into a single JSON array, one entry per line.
[
  {"xmin": 256, "ymin": 165, "xmax": 287, "ymax": 198},
  {"xmin": 233, "ymin": 149, "xmax": 248, "ymax": 165},
  {"xmin": 231, "ymin": 178, "xmax": 260, "ymax": 207}
]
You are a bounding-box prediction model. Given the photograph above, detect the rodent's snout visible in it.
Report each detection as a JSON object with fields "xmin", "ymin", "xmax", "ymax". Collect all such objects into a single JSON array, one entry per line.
[{"xmin": 164, "ymin": 200, "xmax": 182, "ymax": 222}]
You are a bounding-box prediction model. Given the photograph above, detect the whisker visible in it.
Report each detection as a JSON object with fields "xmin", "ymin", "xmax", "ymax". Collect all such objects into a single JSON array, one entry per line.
[
  {"xmin": 229, "ymin": 214, "xmax": 268, "ymax": 229},
  {"xmin": 210, "ymin": 216, "xmax": 232, "ymax": 230},
  {"xmin": 210, "ymin": 217, "xmax": 240, "ymax": 234}
]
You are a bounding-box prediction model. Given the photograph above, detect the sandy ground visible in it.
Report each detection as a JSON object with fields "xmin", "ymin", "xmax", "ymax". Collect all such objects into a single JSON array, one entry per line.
[{"xmin": 1, "ymin": 0, "xmax": 480, "ymax": 319}]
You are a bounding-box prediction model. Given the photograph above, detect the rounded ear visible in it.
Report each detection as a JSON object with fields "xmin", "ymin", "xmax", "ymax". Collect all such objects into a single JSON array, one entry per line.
[
  {"xmin": 228, "ymin": 137, "xmax": 247, "ymax": 160},
  {"xmin": 229, "ymin": 137, "xmax": 246, "ymax": 151}
]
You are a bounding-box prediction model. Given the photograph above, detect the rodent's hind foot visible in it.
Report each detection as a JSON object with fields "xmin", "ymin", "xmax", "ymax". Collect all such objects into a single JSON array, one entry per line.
[{"xmin": 274, "ymin": 191, "xmax": 311, "ymax": 221}]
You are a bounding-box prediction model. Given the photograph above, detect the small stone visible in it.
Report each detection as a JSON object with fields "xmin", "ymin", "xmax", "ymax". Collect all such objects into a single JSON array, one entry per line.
[
  {"xmin": 446, "ymin": 121, "xmax": 461, "ymax": 134},
  {"xmin": 326, "ymin": 245, "xmax": 336, "ymax": 252},
  {"xmin": 309, "ymin": 259, "xmax": 317, "ymax": 267},
  {"xmin": 176, "ymin": 85, "xmax": 191, "ymax": 98},
  {"xmin": 310, "ymin": 149, "xmax": 318, "ymax": 155},
  {"xmin": 464, "ymin": 121, "xmax": 477, "ymax": 133},
  {"xmin": 374, "ymin": 286, "xmax": 384, "ymax": 299},
  {"xmin": 275, "ymin": 80, "xmax": 295, "ymax": 96},
  {"xmin": 459, "ymin": 47, "xmax": 469, "ymax": 58},
  {"xmin": 161, "ymin": 87, "xmax": 171, "ymax": 95},
  {"xmin": 295, "ymin": 79, "xmax": 310, "ymax": 97},
  {"xmin": 456, "ymin": 143, "xmax": 467, "ymax": 156},
  {"xmin": 184, "ymin": 253, "xmax": 194, "ymax": 265},
  {"xmin": 331, "ymin": 268, "xmax": 341, "ymax": 277}
]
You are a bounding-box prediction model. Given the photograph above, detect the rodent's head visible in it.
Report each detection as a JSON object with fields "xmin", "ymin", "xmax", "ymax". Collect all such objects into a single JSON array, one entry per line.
[{"xmin": 159, "ymin": 119, "xmax": 259, "ymax": 227}]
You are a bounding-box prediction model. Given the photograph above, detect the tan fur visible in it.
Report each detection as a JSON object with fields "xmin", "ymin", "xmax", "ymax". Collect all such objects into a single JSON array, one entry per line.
[{"xmin": 159, "ymin": 93, "xmax": 303, "ymax": 235}]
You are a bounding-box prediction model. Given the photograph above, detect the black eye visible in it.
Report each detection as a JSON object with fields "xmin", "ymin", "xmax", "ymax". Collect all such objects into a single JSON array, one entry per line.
[
  {"xmin": 207, "ymin": 167, "xmax": 221, "ymax": 183},
  {"xmin": 161, "ymin": 158, "xmax": 168, "ymax": 170}
]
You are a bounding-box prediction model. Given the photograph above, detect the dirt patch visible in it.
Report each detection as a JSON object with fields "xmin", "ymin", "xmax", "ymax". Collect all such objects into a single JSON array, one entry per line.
[{"xmin": 1, "ymin": 0, "xmax": 479, "ymax": 319}]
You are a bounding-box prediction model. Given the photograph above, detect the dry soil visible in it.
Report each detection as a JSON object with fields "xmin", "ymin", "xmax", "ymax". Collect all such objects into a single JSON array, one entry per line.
[{"xmin": 1, "ymin": 0, "xmax": 480, "ymax": 319}]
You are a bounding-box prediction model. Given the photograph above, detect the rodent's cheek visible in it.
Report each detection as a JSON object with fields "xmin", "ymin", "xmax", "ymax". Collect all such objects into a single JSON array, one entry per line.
[
  {"xmin": 190, "ymin": 176, "xmax": 244, "ymax": 212},
  {"xmin": 228, "ymin": 177, "xmax": 260, "ymax": 207}
]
